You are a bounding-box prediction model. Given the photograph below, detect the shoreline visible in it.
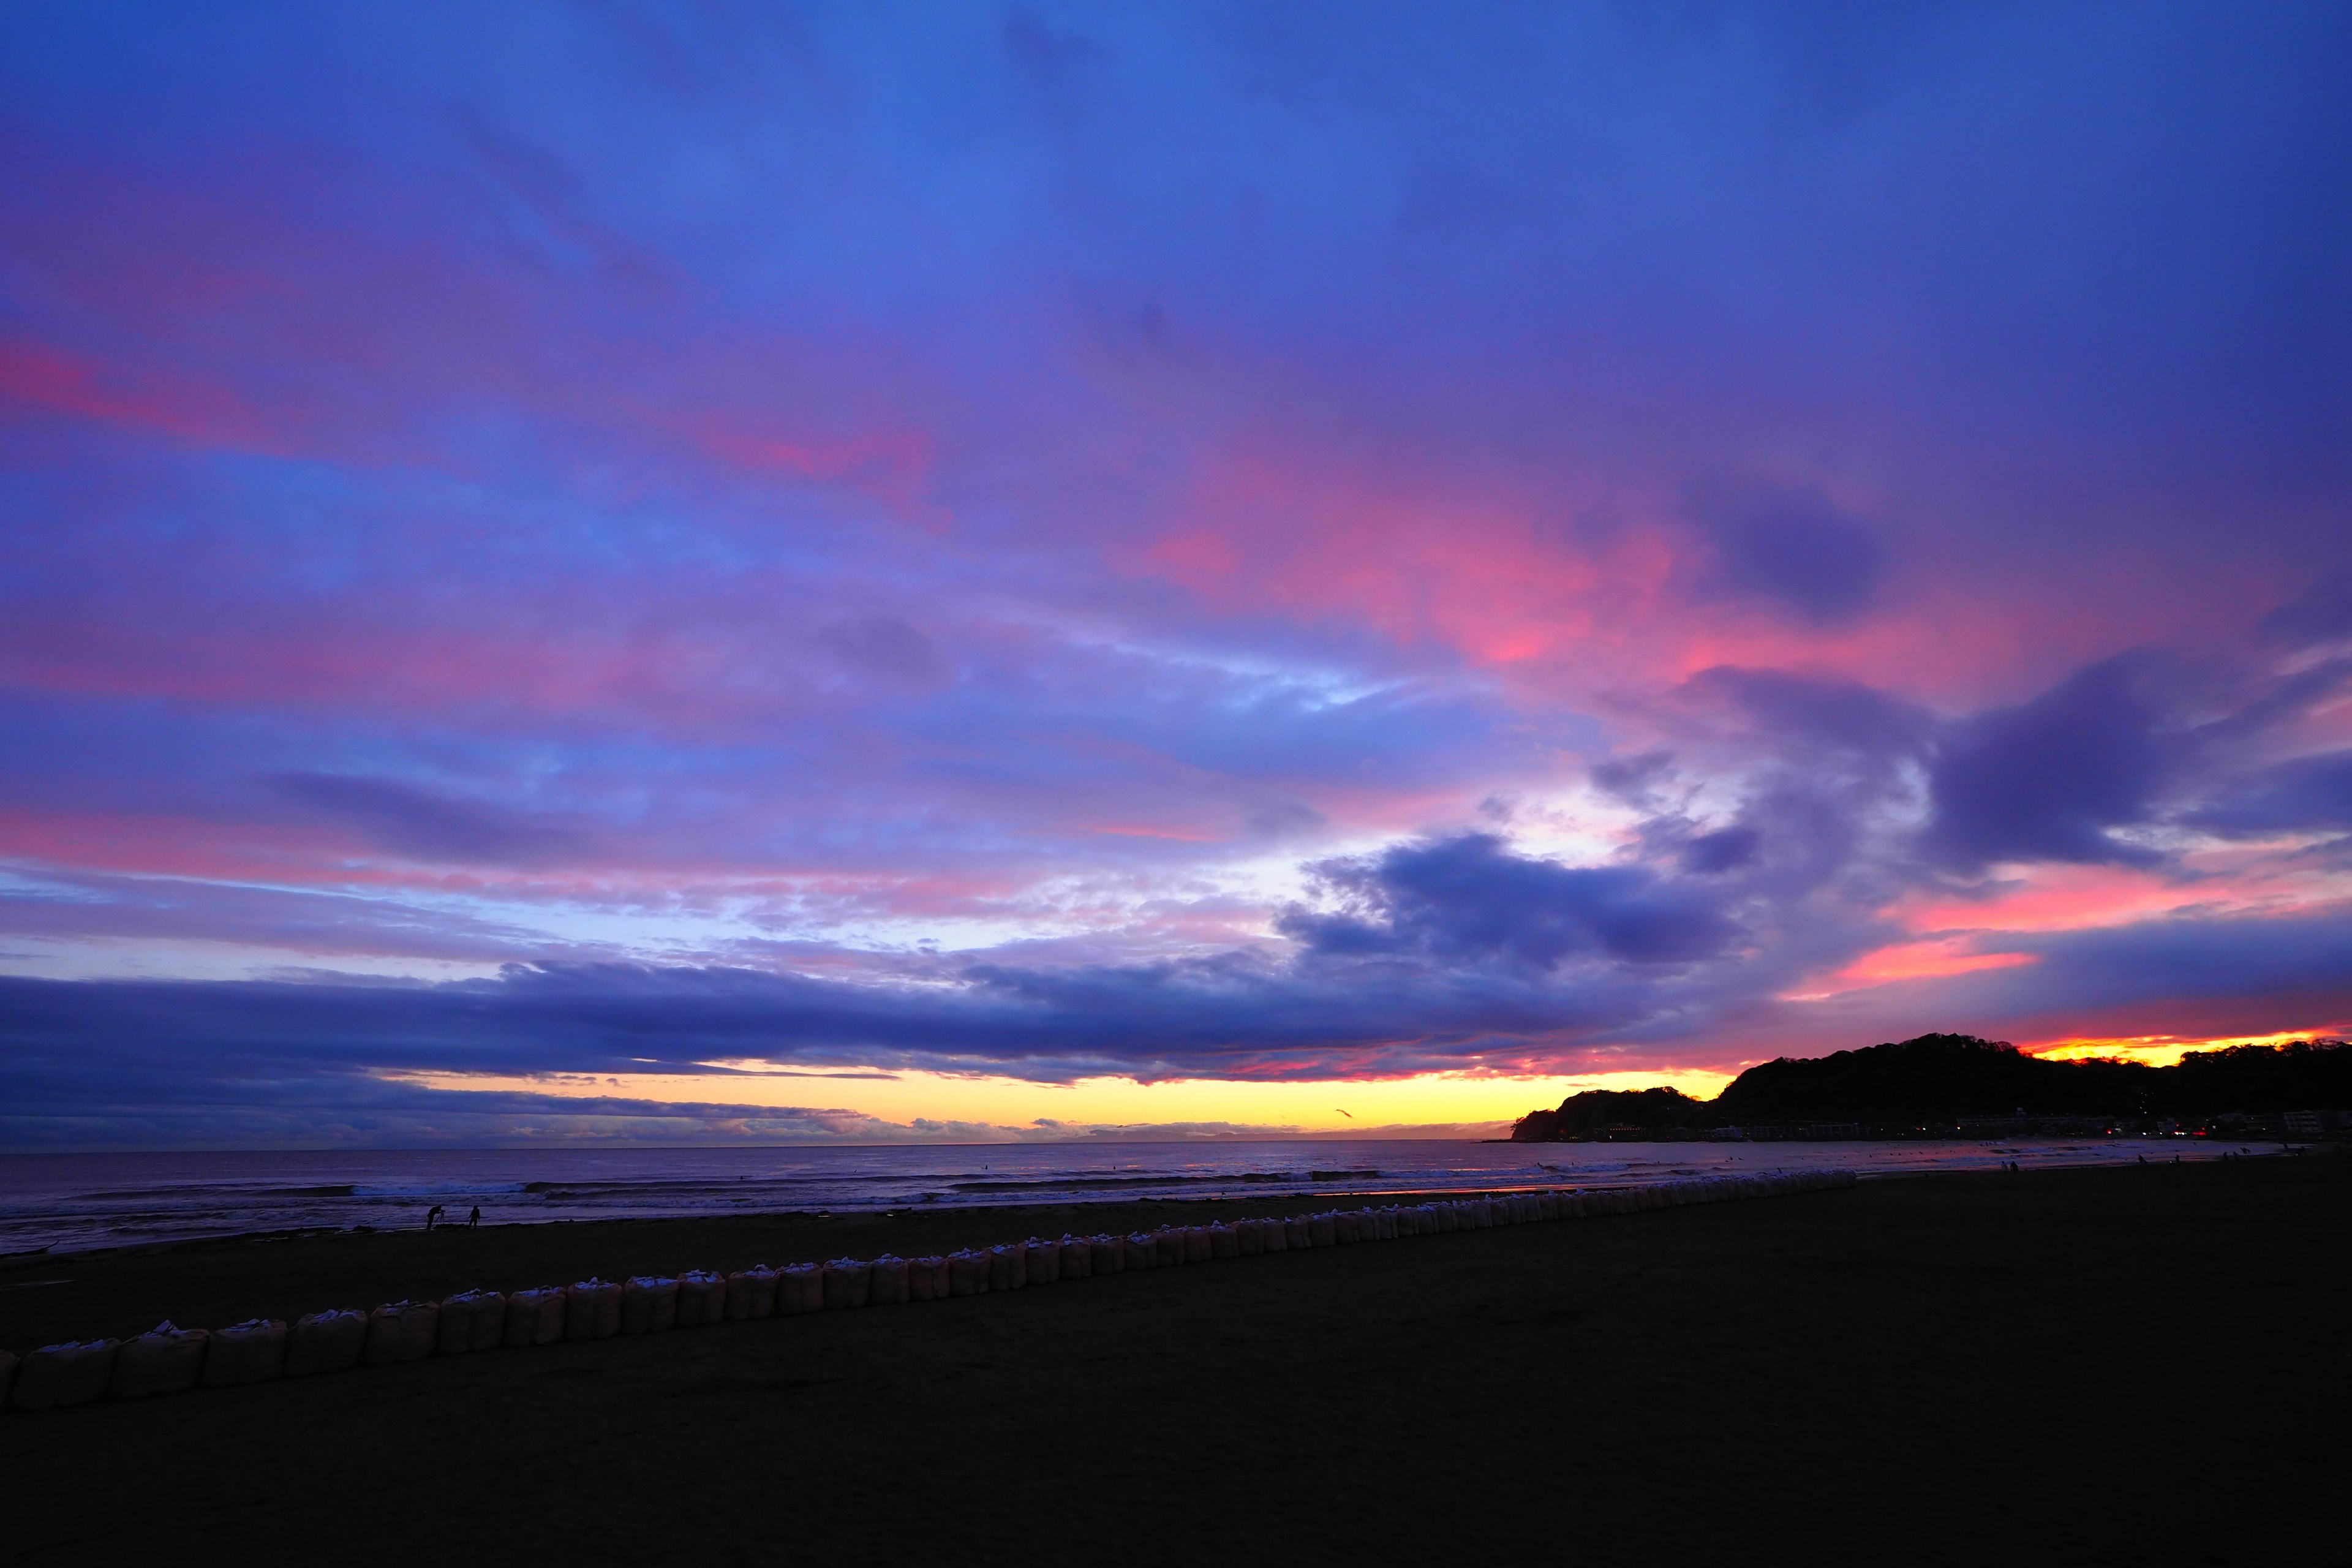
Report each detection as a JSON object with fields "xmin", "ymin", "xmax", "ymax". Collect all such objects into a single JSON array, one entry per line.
[{"xmin": 0, "ymin": 1133, "xmax": 2256, "ymax": 1266}]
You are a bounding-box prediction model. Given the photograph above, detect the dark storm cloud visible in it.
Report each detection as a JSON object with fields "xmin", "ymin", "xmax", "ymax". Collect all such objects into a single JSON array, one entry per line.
[
  {"xmin": 1695, "ymin": 492, "xmax": 1888, "ymax": 627},
  {"xmin": 2185, "ymin": 751, "xmax": 2352, "ymax": 837},
  {"xmin": 0, "ymin": 868, "xmax": 567, "ymax": 963},
  {"xmin": 1279, "ymin": 833, "xmax": 1741, "ymax": 969},
  {"xmin": 1681, "ymin": 826, "xmax": 1761, "ymax": 875},
  {"xmin": 1973, "ymin": 906, "xmax": 2352, "ymax": 1024},
  {"xmin": 2257, "ymin": 565, "xmax": 2352, "ymax": 648},
  {"xmin": 1679, "ymin": 668, "xmax": 1932, "ymax": 764},
  {"xmin": 273, "ymin": 774, "xmax": 591, "ymax": 867},
  {"xmin": 1923, "ymin": 658, "xmax": 2169, "ymax": 870}
]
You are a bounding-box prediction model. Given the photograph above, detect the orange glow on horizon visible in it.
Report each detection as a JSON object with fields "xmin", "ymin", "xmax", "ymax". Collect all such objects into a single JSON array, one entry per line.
[
  {"xmin": 380, "ymin": 1063, "xmax": 1740, "ymax": 1138},
  {"xmin": 2027, "ymin": 1027, "xmax": 2350, "ymax": 1069}
]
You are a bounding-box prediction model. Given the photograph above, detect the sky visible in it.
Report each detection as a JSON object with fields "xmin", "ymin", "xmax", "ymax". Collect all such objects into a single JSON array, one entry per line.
[{"xmin": 3, "ymin": 2, "xmax": 2350, "ymax": 1148}]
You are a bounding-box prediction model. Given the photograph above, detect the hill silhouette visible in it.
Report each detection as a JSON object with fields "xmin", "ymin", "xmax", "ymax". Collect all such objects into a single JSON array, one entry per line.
[{"xmin": 1511, "ymin": 1033, "xmax": 2349, "ymax": 1140}]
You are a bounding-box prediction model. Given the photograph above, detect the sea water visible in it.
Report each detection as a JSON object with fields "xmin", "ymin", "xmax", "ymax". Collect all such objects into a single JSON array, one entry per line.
[{"xmin": 0, "ymin": 1137, "xmax": 2230, "ymax": 1255}]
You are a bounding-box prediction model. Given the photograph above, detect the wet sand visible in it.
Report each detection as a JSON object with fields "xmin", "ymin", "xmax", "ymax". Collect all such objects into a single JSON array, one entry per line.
[{"xmin": 2, "ymin": 1157, "xmax": 2342, "ymax": 1563}]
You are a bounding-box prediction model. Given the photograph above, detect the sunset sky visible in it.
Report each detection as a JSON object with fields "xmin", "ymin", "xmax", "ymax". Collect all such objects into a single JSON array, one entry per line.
[{"xmin": 4, "ymin": 3, "xmax": 2350, "ymax": 1147}]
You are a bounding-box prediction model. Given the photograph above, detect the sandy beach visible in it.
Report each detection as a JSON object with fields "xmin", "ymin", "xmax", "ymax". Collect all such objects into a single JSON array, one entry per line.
[{"xmin": 1, "ymin": 1156, "xmax": 2342, "ymax": 1562}]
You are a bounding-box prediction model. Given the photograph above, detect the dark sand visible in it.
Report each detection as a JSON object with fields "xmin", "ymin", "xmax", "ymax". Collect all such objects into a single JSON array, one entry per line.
[{"xmin": 2, "ymin": 1158, "xmax": 2343, "ymax": 1564}]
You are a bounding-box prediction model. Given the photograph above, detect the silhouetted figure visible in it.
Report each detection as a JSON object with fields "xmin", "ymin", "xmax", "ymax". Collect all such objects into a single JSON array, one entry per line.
[
  {"xmin": 467, "ymin": 1205, "xmax": 480, "ymax": 1228},
  {"xmin": 426, "ymin": 1204, "xmax": 445, "ymax": 1231}
]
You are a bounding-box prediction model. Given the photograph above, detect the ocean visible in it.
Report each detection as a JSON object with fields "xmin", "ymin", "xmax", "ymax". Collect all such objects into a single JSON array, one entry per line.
[{"xmin": 0, "ymin": 1136, "xmax": 2230, "ymax": 1256}]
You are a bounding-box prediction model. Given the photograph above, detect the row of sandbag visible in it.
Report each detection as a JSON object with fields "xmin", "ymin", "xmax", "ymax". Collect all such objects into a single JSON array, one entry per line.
[{"xmin": 0, "ymin": 1169, "xmax": 1857, "ymax": 1412}]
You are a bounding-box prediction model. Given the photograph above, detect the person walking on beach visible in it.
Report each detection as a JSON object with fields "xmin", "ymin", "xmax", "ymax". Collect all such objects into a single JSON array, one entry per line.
[
  {"xmin": 426, "ymin": 1203, "xmax": 445, "ymax": 1231},
  {"xmin": 467, "ymin": 1205, "xmax": 480, "ymax": 1228}
]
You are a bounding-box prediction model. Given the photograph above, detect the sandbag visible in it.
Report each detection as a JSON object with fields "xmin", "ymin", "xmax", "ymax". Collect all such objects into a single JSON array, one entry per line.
[
  {"xmin": 1332, "ymin": 1210, "xmax": 1361, "ymax": 1245},
  {"xmin": 1208, "ymin": 1223, "xmax": 1238, "ymax": 1260},
  {"xmin": 365, "ymin": 1300, "xmax": 439, "ymax": 1365},
  {"xmin": 1234, "ymin": 1218, "xmax": 1264, "ymax": 1257},
  {"xmin": 1283, "ymin": 1217, "xmax": 1313, "ymax": 1251},
  {"xmin": 1153, "ymin": 1230, "xmax": 1185, "ymax": 1268},
  {"xmin": 200, "ymin": 1319, "xmax": 285, "ymax": 1388},
  {"xmin": 565, "ymin": 1279, "xmax": 623, "ymax": 1340},
  {"xmin": 1023, "ymin": 1238, "xmax": 1061, "ymax": 1284},
  {"xmin": 437, "ymin": 1289, "xmax": 503, "ymax": 1354},
  {"xmin": 1262, "ymin": 1217, "xmax": 1287, "ymax": 1253},
  {"xmin": 1308, "ymin": 1214, "xmax": 1336, "ymax": 1248},
  {"xmin": 821, "ymin": 1259, "xmax": 873, "ymax": 1310},
  {"xmin": 1182, "ymin": 1226, "xmax": 1212, "ymax": 1264},
  {"xmin": 285, "ymin": 1309, "xmax": 367, "ymax": 1376},
  {"xmin": 1088, "ymin": 1235, "xmax": 1123, "ymax": 1276},
  {"xmin": 10, "ymin": 1340, "xmax": 118, "ymax": 1411},
  {"xmin": 503, "ymin": 1287, "xmax": 566, "ymax": 1346},
  {"xmin": 907, "ymin": 1256, "xmax": 943, "ymax": 1301},
  {"xmin": 622, "ymin": 1275, "xmax": 680, "ymax": 1333},
  {"xmin": 868, "ymin": 1256, "xmax": 910, "ymax": 1306},
  {"xmin": 948, "ymin": 1250, "xmax": 989, "ymax": 1297},
  {"xmin": 779, "ymin": 1263, "xmax": 823, "ymax": 1314},
  {"xmin": 110, "ymin": 1322, "xmax": 208, "ymax": 1400},
  {"xmin": 989, "ymin": 1245, "xmax": 1027, "ymax": 1292},
  {"xmin": 1057, "ymin": 1237, "xmax": 1091, "ymax": 1280},
  {"xmin": 726, "ymin": 1266, "xmax": 778, "ymax": 1319},
  {"xmin": 1123, "ymin": 1233, "xmax": 1158, "ymax": 1272},
  {"xmin": 674, "ymin": 1269, "xmax": 727, "ymax": 1325}
]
